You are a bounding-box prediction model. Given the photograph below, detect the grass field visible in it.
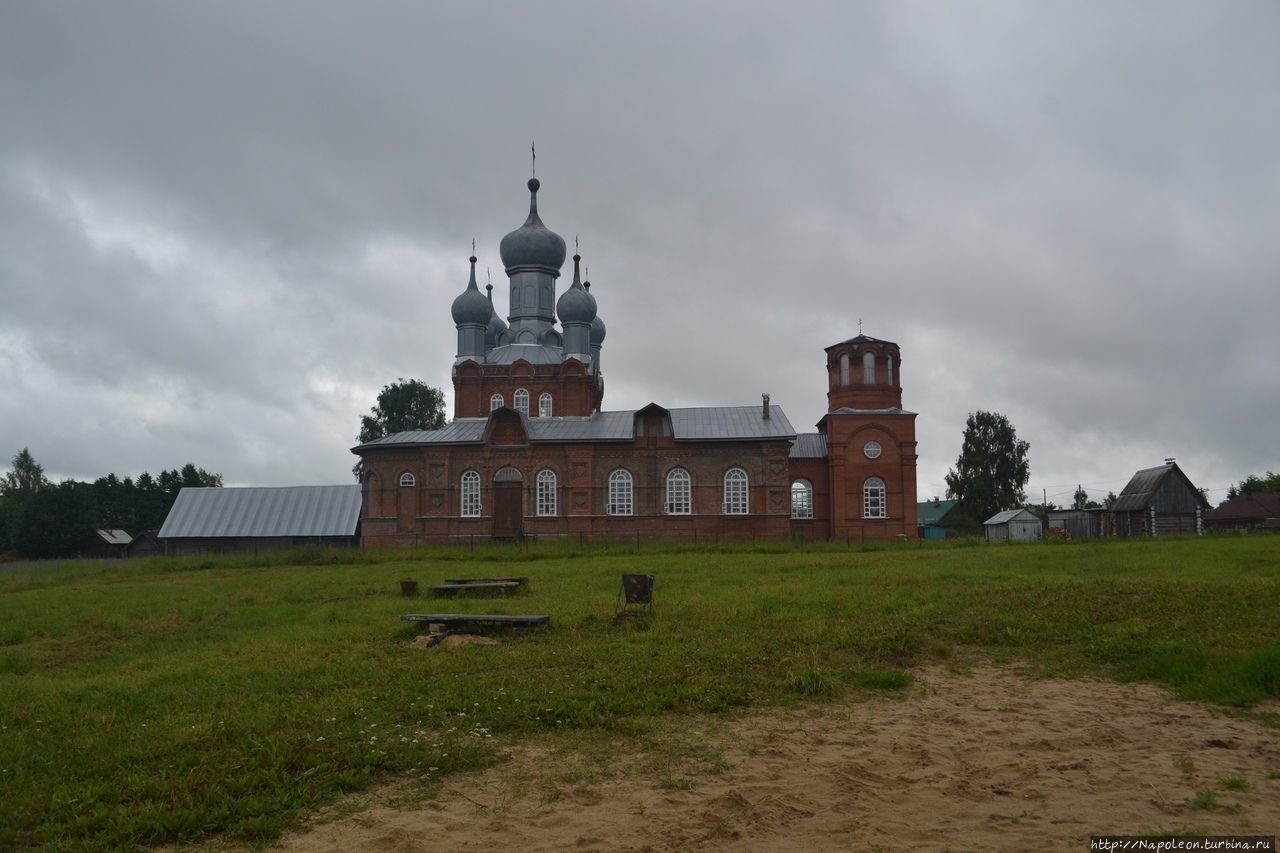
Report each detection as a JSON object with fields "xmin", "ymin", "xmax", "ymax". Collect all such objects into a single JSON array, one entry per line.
[{"xmin": 1, "ymin": 535, "xmax": 1277, "ymax": 848}]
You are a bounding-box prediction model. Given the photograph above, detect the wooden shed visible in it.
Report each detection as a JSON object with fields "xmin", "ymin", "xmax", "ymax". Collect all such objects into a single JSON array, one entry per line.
[
  {"xmin": 1047, "ymin": 508, "xmax": 1103, "ymax": 539},
  {"xmin": 1203, "ymin": 492, "xmax": 1280, "ymax": 532},
  {"xmin": 984, "ymin": 509, "xmax": 1043, "ymax": 543},
  {"xmin": 1103, "ymin": 461, "xmax": 1207, "ymax": 537}
]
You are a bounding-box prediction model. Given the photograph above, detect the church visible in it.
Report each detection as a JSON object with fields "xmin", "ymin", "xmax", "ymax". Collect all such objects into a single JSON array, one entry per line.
[{"xmin": 353, "ymin": 177, "xmax": 918, "ymax": 545}]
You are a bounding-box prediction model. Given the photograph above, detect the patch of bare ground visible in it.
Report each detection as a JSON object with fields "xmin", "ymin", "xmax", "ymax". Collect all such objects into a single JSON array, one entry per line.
[{"xmin": 279, "ymin": 667, "xmax": 1279, "ymax": 851}]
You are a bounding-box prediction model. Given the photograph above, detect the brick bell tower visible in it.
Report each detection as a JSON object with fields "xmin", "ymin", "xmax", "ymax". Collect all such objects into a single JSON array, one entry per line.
[
  {"xmin": 819, "ymin": 334, "xmax": 918, "ymax": 540},
  {"xmin": 450, "ymin": 177, "xmax": 606, "ymax": 419}
]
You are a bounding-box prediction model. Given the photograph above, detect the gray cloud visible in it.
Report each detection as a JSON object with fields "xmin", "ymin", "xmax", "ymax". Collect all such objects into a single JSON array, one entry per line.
[{"xmin": 2, "ymin": 0, "xmax": 1277, "ymax": 506}]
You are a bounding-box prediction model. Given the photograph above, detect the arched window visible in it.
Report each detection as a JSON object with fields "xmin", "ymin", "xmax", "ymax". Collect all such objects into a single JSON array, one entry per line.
[
  {"xmin": 839, "ymin": 352, "xmax": 850, "ymax": 386},
  {"xmin": 489, "ymin": 393, "xmax": 504, "ymax": 411},
  {"xmin": 863, "ymin": 477, "xmax": 886, "ymax": 519},
  {"xmin": 399, "ymin": 472, "xmax": 415, "ymax": 487},
  {"xmin": 863, "ymin": 352, "xmax": 876, "ymax": 384},
  {"xmin": 607, "ymin": 469, "xmax": 633, "ymax": 516},
  {"xmin": 665, "ymin": 467, "xmax": 691, "ymax": 515},
  {"xmin": 887, "ymin": 354, "xmax": 895, "ymax": 387},
  {"xmin": 461, "ymin": 470, "xmax": 481, "ymax": 517},
  {"xmin": 723, "ymin": 467, "xmax": 748, "ymax": 515},
  {"xmin": 514, "ymin": 388, "xmax": 529, "ymax": 415},
  {"xmin": 791, "ymin": 479, "xmax": 814, "ymax": 519},
  {"xmin": 538, "ymin": 392, "xmax": 553, "ymax": 418},
  {"xmin": 536, "ymin": 469, "xmax": 557, "ymax": 516}
]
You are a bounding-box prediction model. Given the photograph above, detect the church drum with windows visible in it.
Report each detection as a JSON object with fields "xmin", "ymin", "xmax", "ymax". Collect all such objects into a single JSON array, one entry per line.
[{"xmin": 353, "ymin": 177, "xmax": 918, "ymax": 545}]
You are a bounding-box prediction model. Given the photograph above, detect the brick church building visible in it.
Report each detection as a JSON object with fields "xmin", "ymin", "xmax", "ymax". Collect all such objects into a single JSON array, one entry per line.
[{"xmin": 353, "ymin": 177, "xmax": 918, "ymax": 545}]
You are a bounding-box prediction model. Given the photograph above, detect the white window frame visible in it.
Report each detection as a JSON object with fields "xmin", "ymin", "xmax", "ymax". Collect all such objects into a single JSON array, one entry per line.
[
  {"xmin": 839, "ymin": 352, "xmax": 850, "ymax": 386},
  {"xmin": 723, "ymin": 467, "xmax": 749, "ymax": 515},
  {"xmin": 538, "ymin": 392, "xmax": 552, "ymax": 418},
  {"xmin": 887, "ymin": 354, "xmax": 895, "ymax": 387},
  {"xmin": 514, "ymin": 388, "xmax": 529, "ymax": 415},
  {"xmin": 489, "ymin": 393, "xmax": 504, "ymax": 411},
  {"xmin": 607, "ymin": 469, "xmax": 633, "ymax": 516},
  {"xmin": 536, "ymin": 469, "xmax": 557, "ymax": 516},
  {"xmin": 461, "ymin": 470, "xmax": 481, "ymax": 517},
  {"xmin": 665, "ymin": 467, "xmax": 691, "ymax": 515},
  {"xmin": 863, "ymin": 477, "xmax": 886, "ymax": 519},
  {"xmin": 399, "ymin": 472, "xmax": 415, "ymax": 487},
  {"xmin": 791, "ymin": 479, "xmax": 814, "ymax": 519}
]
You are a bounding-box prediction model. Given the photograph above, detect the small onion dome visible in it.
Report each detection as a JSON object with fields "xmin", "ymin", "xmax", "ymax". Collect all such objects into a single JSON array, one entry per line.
[
  {"xmin": 556, "ymin": 253, "xmax": 596, "ymax": 323},
  {"xmin": 450, "ymin": 255, "xmax": 490, "ymax": 325},
  {"xmin": 485, "ymin": 284, "xmax": 508, "ymax": 347},
  {"xmin": 584, "ymin": 278, "xmax": 606, "ymax": 344},
  {"xmin": 499, "ymin": 178, "xmax": 567, "ymax": 272}
]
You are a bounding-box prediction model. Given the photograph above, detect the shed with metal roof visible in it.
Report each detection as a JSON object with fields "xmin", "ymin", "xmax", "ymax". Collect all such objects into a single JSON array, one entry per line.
[
  {"xmin": 983, "ymin": 509, "xmax": 1043, "ymax": 543},
  {"xmin": 158, "ymin": 485, "xmax": 362, "ymax": 555}
]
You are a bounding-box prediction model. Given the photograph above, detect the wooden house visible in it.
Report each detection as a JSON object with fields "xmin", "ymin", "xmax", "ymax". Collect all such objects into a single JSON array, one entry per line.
[{"xmin": 1103, "ymin": 461, "xmax": 1207, "ymax": 537}]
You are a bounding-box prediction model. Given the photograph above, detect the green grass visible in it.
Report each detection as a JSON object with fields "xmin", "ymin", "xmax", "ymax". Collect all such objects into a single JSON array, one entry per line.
[{"xmin": 0, "ymin": 534, "xmax": 1278, "ymax": 848}]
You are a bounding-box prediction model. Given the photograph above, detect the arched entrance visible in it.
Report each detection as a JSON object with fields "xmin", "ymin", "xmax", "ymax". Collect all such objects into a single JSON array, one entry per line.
[{"xmin": 493, "ymin": 467, "xmax": 524, "ymax": 538}]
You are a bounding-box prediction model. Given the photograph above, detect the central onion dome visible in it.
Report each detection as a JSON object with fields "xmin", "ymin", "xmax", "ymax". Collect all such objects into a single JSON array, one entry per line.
[
  {"xmin": 450, "ymin": 255, "xmax": 491, "ymax": 325},
  {"xmin": 556, "ymin": 253, "xmax": 596, "ymax": 324},
  {"xmin": 499, "ymin": 178, "xmax": 567, "ymax": 273}
]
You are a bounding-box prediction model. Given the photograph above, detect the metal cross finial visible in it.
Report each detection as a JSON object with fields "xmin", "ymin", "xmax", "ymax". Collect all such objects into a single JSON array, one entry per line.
[
  {"xmin": 531, "ymin": 141, "xmax": 536, "ymax": 177},
  {"xmin": 471, "ymin": 238, "xmax": 475, "ymax": 256},
  {"xmin": 486, "ymin": 266, "xmax": 491, "ymax": 286},
  {"xmin": 859, "ymin": 318, "xmax": 863, "ymax": 334},
  {"xmin": 575, "ymin": 235, "xmax": 579, "ymax": 254}
]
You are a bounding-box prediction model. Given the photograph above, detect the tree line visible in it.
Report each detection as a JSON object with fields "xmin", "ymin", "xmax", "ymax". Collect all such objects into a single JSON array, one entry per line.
[{"xmin": 0, "ymin": 448, "xmax": 222, "ymax": 558}]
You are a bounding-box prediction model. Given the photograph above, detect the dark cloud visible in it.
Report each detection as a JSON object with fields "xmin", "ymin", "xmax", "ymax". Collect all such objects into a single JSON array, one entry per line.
[{"xmin": 1, "ymin": 1, "xmax": 1276, "ymax": 505}]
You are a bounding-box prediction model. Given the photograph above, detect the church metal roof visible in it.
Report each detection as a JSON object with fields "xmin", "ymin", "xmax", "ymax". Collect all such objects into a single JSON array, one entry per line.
[
  {"xmin": 357, "ymin": 405, "xmax": 796, "ymax": 450},
  {"xmin": 159, "ymin": 485, "xmax": 362, "ymax": 539},
  {"xmin": 789, "ymin": 433, "xmax": 828, "ymax": 458}
]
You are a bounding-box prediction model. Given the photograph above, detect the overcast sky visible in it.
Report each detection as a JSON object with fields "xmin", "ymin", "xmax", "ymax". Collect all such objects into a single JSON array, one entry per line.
[{"xmin": 2, "ymin": 1, "xmax": 1277, "ymax": 506}]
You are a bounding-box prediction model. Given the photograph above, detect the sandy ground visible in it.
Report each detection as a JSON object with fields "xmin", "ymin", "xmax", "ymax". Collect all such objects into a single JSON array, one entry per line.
[{"xmin": 282, "ymin": 668, "xmax": 1279, "ymax": 852}]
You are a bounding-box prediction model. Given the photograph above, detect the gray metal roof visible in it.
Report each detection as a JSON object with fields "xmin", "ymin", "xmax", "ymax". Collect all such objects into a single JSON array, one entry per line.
[
  {"xmin": 667, "ymin": 406, "xmax": 796, "ymax": 441},
  {"xmin": 95, "ymin": 529, "xmax": 132, "ymax": 545},
  {"xmin": 790, "ymin": 433, "xmax": 828, "ymax": 458},
  {"xmin": 1110, "ymin": 464, "xmax": 1175, "ymax": 512},
  {"xmin": 827, "ymin": 406, "xmax": 918, "ymax": 416},
  {"xmin": 159, "ymin": 485, "xmax": 361, "ymax": 539},
  {"xmin": 984, "ymin": 509, "xmax": 1040, "ymax": 525},
  {"xmin": 483, "ymin": 343, "xmax": 566, "ymax": 365},
  {"xmin": 357, "ymin": 405, "xmax": 796, "ymax": 451}
]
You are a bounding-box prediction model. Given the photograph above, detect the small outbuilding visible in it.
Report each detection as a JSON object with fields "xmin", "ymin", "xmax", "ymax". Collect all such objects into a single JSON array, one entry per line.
[
  {"xmin": 89, "ymin": 528, "xmax": 132, "ymax": 558},
  {"xmin": 158, "ymin": 485, "xmax": 362, "ymax": 556},
  {"xmin": 1203, "ymin": 492, "xmax": 1280, "ymax": 532},
  {"xmin": 125, "ymin": 530, "xmax": 163, "ymax": 558},
  {"xmin": 917, "ymin": 499, "xmax": 957, "ymax": 540},
  {"xmin": 1103, "ymin": 461, "xmax": 1207, "ymax": 537},
  {"xmin": 1047, "ymin": 508, "xmax": 1103, "ymax": 540},
  {"xmin": 984, "ymin": 509, "xmax": 1044, "ymax": 542}
]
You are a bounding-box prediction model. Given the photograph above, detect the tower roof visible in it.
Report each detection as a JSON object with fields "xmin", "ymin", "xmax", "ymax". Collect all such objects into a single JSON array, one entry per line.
[
  {"xmin": 556, "ymin": 253, "xmax": 597, "ymax": 323},
  {"xmin": 450, "ymin": 255, "xmax": 491, "ymax": 325},
  {"xmin": 499, "ymin": 178, "xmax": 567, "ymax": 273}
]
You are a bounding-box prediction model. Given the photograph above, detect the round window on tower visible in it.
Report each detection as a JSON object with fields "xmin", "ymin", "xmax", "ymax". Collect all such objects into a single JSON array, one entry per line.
[{"xmin": 863, "ymin": 440, "xmax": 882, "ymax": 459}]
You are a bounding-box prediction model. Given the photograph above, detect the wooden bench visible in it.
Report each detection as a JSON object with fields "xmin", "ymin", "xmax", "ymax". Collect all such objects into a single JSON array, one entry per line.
[
  {"xmin": 430, "ymin": 581, "xmax": 522, "ymax": 597},
  {"xmin": 444, "ymin": 576, "xmax": 528, "ymax": 586},
  {"xmin": 401, "ymin": 614, "xmax": 550, "ymax": 628}
]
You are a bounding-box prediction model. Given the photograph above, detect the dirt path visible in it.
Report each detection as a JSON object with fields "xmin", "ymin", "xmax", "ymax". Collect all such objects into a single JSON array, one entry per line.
[{"xmin": 282, "ymin": 668, "xmax": 1279, "ymax": 851}]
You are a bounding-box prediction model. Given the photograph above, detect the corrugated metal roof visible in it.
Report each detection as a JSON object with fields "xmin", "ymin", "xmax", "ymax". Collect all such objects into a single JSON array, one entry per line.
[
  {"xmin": 984, "ymin": 509, "xmax": 1038, "ymax": 525},
  {"xmin": 825, "ymin": 334, "xmax": 895, "ymax": 350},
  {"xmin": 95, "ymin": 529, "xmax": 132, "ymax": 545},
  {"xmin": 790, "ymin": 433, "xmax": 828, "ymax": 458},
  {"xmin": 159, "ymin": 485, "xmax": 361, "ymax": 539},
  {"xmin": 357, "ymin": 405, "xmax": 797, "ymax": 449},
  {"xmin": 1110, "ymin": 464, "xmax": 1173, "ymax": 512},
  {"xmin": 668, "ymin": 406, "xmax": 796, "ymax": 440},
  {"xmin": 484, "ymin": 343, "xmax": 566, "ymax": 365}
]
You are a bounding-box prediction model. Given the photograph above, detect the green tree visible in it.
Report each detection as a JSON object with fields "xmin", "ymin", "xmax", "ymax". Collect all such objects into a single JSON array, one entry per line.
[
  {"xmin": 1, "ymin": 447, "xmax": 50, "ymax": 495},
  {"xmin": 944, "ymin": 411, "xmax": 1031, "ymax": 524},
  {"xmin": 1072, "ymin": 485, "xmax": 1102, "ymax": 510},
  {"xmin": 1103, "ymin": 491, "xmax": 1118, "ymax": 510},
  {"xmin": 353, "ymin": 379, "xmax": 446, "ymax": 478},
  {"xmin": 1227, "ymin": 471, "xmax": 1280, "ymax": 499}
]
